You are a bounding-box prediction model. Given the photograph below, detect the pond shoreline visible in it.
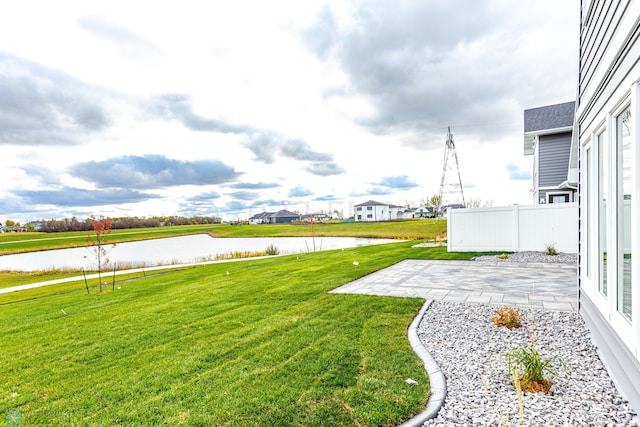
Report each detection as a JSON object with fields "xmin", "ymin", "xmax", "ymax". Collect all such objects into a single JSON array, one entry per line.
[{"xmin": 0, "ymin": 235, "xmax": 399, "ymax": 273}]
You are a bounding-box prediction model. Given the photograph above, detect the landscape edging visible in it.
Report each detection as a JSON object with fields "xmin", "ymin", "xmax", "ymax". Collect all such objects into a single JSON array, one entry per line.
[{"xmin": 398, "ymin": 300, "xmax": 447, "ymax": 426}]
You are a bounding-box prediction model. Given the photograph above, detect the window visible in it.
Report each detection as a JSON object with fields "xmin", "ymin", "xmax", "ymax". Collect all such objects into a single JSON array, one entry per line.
[
  {"xmin": 366, "ymin": 206, "xmax": 372, "ymax": 211},
  {"xmin": 586, "ymin": 145, "xmax": 592, "ymax": 279},
  {"xmin": 598, "ymin": 131, "xmax": 608, "ymax": 296},
  {"xmin": 547, "ymin": 192, "xmax": 571, "ymax": 203},
  {"xmin": 617, "ymin": 108, "xmax": 632, "ymax": 320},
  {"xmin": 356, "ymin": 207, "xmax": 362, "ymax": 211},
  {"xmin": 367, "ymin": 214, "xmax": 373, "ymax": 219},
  {"xmin": 357, "ymin": 215, "xmax": 362, "ymax": 220}
]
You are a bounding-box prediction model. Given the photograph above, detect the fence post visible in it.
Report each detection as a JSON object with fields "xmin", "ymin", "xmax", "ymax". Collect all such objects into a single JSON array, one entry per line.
[{"xmin": 512, "ymin": 205, "xmax": 520, "ymax": 252}]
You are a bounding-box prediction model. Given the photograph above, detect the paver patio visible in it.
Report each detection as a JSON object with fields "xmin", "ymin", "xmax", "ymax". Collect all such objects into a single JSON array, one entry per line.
[{"xmin": 331, "ymin": 259, "xmax": 577, "ymax": 311}]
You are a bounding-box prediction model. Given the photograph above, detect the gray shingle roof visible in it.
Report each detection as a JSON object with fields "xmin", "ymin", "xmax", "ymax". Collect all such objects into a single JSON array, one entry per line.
[
  {"xmin": 524, "ymin": 101, "xmax": 575, "ymax": 133},
  {"xmin": 272, "ymin": 209, "xmax": 299, "ymax": 218},
  {"xmin": 354, "ymin": 200, "xmax": 386, "ymax": 207}
]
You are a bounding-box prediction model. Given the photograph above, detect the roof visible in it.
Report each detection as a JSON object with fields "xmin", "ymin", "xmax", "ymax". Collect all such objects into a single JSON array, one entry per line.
[
  {"xmin": 524, "ymin": 101, "xmax": 575, "ymax": 133},
  {"xmin": 272, "ymin": 209, "xmax": 299, "ymax": 218},
  {"xmin": 249, "ymin": 212, "xmax": 273, "ymax": 220},
  {"xmin": 524, "ymin": 101, "xmax": 575, "ymax": 155},
  {"xmin": 354, "ymin": 200, "xmax": 388, "ymax": 207}
]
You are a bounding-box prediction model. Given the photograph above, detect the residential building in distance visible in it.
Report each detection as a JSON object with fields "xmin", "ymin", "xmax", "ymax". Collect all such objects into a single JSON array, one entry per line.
[
  {"xmin": 248, "ymin": 210, "xmax": 300, "ymax": 224},
  {"xmin": 524, "ymin": 101, "xmax": 576, "ymax": 204},
  {"xmin": 353, "ymin": 200, "xmax": 404, "ymax": 222}
]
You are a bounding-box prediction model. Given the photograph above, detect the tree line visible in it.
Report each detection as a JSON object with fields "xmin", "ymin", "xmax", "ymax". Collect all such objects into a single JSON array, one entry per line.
[{"xmin": 35, "ymin": 215, "xmax": 221, "ymax": 232}]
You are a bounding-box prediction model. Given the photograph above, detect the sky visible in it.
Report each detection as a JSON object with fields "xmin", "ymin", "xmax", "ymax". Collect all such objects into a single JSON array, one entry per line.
[{"xmin": 0, "ymin": 1, "xmax": 578, "ymax": 223}]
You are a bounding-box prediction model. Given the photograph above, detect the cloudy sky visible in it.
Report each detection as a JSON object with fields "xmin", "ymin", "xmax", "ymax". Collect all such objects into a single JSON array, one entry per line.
[{"xmin": 0, "ymin": 1, "xmax": 578, "ymax": 223}]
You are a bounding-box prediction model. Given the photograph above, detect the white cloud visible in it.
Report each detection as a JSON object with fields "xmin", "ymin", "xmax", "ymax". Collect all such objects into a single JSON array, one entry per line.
[{"xmin": 0, "ymin": 0, "xmax": 577, "ymax": 222}]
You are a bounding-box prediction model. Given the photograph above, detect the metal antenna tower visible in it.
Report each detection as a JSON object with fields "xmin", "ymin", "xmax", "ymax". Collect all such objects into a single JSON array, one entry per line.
[{"xmin": 438, "ymin": 126, "xmax": 465, "ymax": 214}]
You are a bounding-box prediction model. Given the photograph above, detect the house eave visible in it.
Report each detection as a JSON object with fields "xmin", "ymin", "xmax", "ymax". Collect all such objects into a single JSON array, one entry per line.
[
  {"xmin": 523, "ymin": 125, "xmax": 573, "ymax": 155},
  {"xmin": 558, "ymin": 180, "xmax": 578, "ymax": 190}
]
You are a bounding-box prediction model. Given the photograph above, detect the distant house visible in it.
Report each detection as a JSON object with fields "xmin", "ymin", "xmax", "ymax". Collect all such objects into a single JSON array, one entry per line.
[
  {"xmin": 26, "ymin": 221, "xmax": 43, "ymax": 231},
  {"xmin": 354, "ymin": 200, "xmax": 403, "ymax": 222},
  {"xmin": 440, "ymin": 203, "xmax": 465, "ymax": 216},
  {"xmin": 523, "ymin": 101, "xmax": 576, "ymax": 204},
  {"xmin": 249, "ymin": 210, "xmax": 300, "ymax": 224},
  {"xmin": 414, "ymin": 205, "xmax": 435, "ymax": 218},
  {"xmin": 397, "ymin": 208, "xmax": 415, "ymax": 220},
  {"xmin": 249, "ymin": 212, "xmax": 273, "ymax": 225},
  {"xmin": 299, "ymin": 213, "xmax": 330, "ymax": 223},
  {"xmin": 396, "ymin": 206, "xmax": 435, "ymax": 219},
  {"xmin": 269, "ymin": 210, "xmax": 300, "ymax": 224},
  {"xmin": 3, "ymin": 225, "xmax": 27, "ymax": 232}
]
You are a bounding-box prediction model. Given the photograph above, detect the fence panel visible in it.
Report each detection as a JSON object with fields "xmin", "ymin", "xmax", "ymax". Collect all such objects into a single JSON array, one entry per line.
[{"xmin": 447, "ymin": 203, "xmax": 577, "ymax": 253}]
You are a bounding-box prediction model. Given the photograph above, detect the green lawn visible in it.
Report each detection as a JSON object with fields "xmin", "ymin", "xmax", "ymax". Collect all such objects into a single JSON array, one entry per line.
[
  {"xmin": 0, "ymin": 270, "xmax": 87, "ymax": 289},
  {"xmin": 0, "ymin": 243, "xmax": 479, "ymax": 426}
]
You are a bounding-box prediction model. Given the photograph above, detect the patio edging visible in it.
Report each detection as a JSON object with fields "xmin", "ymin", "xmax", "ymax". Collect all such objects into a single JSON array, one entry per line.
[{"xmin": 398, "ymin": 299, "xmax": 447, "ymax": 426}]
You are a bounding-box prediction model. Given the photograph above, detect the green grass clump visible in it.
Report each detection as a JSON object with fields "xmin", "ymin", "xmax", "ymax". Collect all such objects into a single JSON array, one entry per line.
[
  {"xmin": 545, "ymin": 243, "xmax": 558, "ymax": 256},
  {"xmin": 505, "ymin": 343, "xmax": 565, "ymax": 394},
  {"xmin": 0, "ymin": 242, "xmax": 480, "ymax": 426}
]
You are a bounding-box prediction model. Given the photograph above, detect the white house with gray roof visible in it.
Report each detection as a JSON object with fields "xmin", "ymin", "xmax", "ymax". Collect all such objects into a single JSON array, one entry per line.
[
  {"xmin": 524, "ymin": 101, "xmax": 577, "ymax": 204},
  {"xmin": 354, "ymin": 200, "xmax": 403, "ymax": 222}
]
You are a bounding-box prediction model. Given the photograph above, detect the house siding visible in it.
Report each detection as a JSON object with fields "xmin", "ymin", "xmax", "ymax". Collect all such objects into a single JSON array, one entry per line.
[
  {"xmin": 579, "ymin": 0, "xmax": 640, "ymax": 134},
  {"xmin": 577, "ymin": 0, "xmax": 640, "ymax": 412},
  {"xmin": 580, "ymin": 296, "xmax": 640, "ymax": 407},
  {"xmin": 538, "ymin": 132, "xmax": 573, "ymax": 188},
  {"xmin": 579, "ymin": 0, "xmax": 628, "ymax": 98}
]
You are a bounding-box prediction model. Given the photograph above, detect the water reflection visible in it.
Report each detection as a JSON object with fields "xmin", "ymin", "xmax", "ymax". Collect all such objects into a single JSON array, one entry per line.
[{"xmin": 0, "ymin": 234, "xmax": 397, "ymax": 272}]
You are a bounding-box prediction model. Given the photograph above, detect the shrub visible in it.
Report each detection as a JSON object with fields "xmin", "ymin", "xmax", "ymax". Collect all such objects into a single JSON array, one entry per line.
[
  {"xmin": 265, "ymin": 244, "xmax": 280, "ymax": 256},
  {"xmin": 492, "ymin": 306, "xmax": 523, "ymax": 329},
  {"xmin": 505, "ymin": 343, "xmax": 565, "ymax": 394},
  {"xmin": 545, "ymin": 243, "xmax": 557, "ymax": 256}
]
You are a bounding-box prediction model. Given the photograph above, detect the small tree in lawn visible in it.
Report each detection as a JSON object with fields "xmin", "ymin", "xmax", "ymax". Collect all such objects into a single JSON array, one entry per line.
[{"xmin": 85, "ymin": 215, "xmax": 116, "ymax": 293}]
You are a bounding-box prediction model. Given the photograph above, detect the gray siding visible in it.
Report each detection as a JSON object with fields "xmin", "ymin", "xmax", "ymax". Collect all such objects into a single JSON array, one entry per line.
[
  {"xmin": 580, "ymin": 295, "xmax": 640, "ymax": 410},
  {"xmin": 579, "ymin": 0, "xmax": 640, "ymax": 134},
  {"xmin": 538, "ymin": 132, "xmax": 572, "ymax": 187}
]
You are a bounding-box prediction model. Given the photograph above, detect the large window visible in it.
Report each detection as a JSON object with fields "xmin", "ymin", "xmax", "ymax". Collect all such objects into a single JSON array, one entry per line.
[
  {"xmin": 617, "ymin": 108, "xmax": 632, "ymax": 320},
  {"xmin": 586, "ymin": 146, "xmax": 592, "ymax": 279},
  {"xmin": 598, "ymin": 131, "xmax": 608, "ymax": 296}
]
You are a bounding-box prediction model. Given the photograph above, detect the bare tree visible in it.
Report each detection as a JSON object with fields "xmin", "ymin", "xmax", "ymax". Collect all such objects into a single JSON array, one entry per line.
[{"xmin": 85, "ymin": 215, "xmax": 116, "ymax": 293}]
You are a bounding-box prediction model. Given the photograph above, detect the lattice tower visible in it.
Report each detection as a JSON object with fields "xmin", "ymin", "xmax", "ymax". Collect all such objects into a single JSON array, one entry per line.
[{"xmin": 438, "ymin": 126, "xmax": 466, "ymax": 214}]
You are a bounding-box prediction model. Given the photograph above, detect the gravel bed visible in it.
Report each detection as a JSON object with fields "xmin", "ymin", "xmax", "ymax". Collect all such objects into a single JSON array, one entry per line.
[
  {"xmin": 417, "ymin": 302, "xmax": 637, "ymax": 426},
  {"xmin": 473, "ymin": 251, "xmax": 577, "ymax": 264}
]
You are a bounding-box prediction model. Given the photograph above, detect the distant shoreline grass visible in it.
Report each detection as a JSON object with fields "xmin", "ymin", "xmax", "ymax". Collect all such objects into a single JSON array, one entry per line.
[{"xmin": 0, "ymin": 242, "xmax": 482, "ymax": 426}]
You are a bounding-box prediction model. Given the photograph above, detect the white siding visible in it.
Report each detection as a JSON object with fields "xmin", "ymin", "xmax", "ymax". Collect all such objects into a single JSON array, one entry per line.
[{"xmin": 577, "ymin": 0, "xmax": 640, "ymax": 410}]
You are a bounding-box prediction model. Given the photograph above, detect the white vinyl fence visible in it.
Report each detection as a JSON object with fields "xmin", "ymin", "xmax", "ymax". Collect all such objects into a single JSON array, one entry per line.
[{"xmin": 447, "ymin": 203, "xmax": 578, "ymax": 253}]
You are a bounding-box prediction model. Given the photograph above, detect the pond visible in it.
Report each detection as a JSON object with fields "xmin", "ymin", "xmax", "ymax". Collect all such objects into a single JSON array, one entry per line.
[{"xmin": 0, "ymin": 234, "xmax": 398, "ymax": 272}]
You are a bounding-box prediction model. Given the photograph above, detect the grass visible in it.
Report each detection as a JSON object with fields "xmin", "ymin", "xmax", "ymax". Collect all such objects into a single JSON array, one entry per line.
[
  {"xmin": 0, "ymin": 220, "xmax": 447, "ymax": 255},
  {"xmin": 0, "ymin": 269, "xmax": 87, "ymax": 289},
  {"xmin": 0, "ymin": 242, "xmax": 482, "ymax": 426}
]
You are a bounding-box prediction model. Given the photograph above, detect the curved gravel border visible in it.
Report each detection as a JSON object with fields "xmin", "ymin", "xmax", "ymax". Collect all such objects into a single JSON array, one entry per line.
[{"xmin": 416, "ymin": 301, "xmax": 637, "ymax": 426}]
